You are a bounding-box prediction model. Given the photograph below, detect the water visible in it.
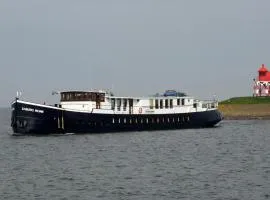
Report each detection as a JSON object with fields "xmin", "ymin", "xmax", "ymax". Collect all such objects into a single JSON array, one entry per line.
[{"xmin": 0, "ymin": 108, "xmax": 270, "ymax": 200}]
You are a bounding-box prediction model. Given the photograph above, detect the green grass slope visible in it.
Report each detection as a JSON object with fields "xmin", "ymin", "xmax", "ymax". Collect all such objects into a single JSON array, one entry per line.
[{"xmin": 220, "ymin": 96, "xmax": 270, "ymax": 104}]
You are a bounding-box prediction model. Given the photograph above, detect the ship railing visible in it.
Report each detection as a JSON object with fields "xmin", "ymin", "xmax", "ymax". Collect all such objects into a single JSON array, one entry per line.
[
  {"xmin": 201, "ymin": 100, "xmax": 218, "ymax": 109},
  {"xmin": 96, "ymin": 103, "xmax": 206, "ymax": 113}
]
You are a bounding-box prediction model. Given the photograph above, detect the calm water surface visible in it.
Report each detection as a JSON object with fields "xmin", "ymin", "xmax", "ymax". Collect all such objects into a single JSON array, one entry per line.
[{"xmin": 0, "ymin": 108, "xmax": 270, "ymax": 200}]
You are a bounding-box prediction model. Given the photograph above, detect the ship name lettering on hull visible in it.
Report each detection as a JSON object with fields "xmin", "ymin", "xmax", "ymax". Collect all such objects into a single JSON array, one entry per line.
[{"xmin": 22, "ymin": 107, "xmax": 44, "ymax": 114}]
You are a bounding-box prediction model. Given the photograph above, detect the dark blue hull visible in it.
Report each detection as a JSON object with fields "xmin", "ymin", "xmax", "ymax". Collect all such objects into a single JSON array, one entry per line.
[{"xmin": 11, "ymin": 100, "xmax": 223, "ymax": 135}]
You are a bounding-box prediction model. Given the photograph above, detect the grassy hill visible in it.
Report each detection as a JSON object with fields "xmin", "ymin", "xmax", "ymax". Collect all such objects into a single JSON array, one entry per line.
[
  {"xmin": 218, "ymin": 96, "xmax": 270, "ymax": 119},
  {"xmin": 219, "ymin": 96, "xmax": 270, "ymax": 104}
]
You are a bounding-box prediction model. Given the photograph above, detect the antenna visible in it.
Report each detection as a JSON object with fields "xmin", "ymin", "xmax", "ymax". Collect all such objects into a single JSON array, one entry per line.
[
  {"xmin": 16, "ymin": 91, "xmax": 22, "ymax": 100},
  {"xmin": 213, "ymin": 94, "xmax": 217, "ymax": 102}
]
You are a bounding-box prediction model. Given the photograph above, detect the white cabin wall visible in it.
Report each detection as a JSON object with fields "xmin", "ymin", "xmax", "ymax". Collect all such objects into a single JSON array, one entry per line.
[
  {"xmin": 134, "ymin": 99, "xmax": 148, "ymax": 114},
  {"xmin": 132, "ymin": 97, "xmax": 199, "ymax": 114},
  {"xmin": 71, "ymin": 95, "xmax": 215, "ymax": 115},
  {"xmin": 100, "ymin": 99, "xmax": 112, "ymax": 110},
  {"xmin": 60, "ymin": 101, "xmax": 93, "ymax": 111}
]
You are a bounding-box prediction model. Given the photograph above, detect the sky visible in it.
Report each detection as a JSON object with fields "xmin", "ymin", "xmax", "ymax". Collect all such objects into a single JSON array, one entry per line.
[{"xmin": 1, "ymin": 0, "xmax": 270, "ymax": 107}]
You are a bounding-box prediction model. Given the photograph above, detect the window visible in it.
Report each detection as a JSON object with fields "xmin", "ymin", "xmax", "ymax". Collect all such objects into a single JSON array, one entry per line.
[
  {"xmin": 160, "ymin": 100, "xmax": 163, "ymax": 109},
  {"xmin": 75, "ymin": 93, "xmax": 82, "ymax": 101},
  {"xmin": 100, "ymin": 93, "xmax": 105, "ymax": 102},
  {"xmin": 177, "ymin": 99, "xmax": 180, "ymax": 106},
  {"xmin": 61, "ymin": 92, "xmax": 93, "ymax": 101},
  {"xmin": 165, "ymin": 99, "xmax": 169, "ymax": 108},
  {"xmin": 117, "ymin": 99, "xmax": 121, "ymax": 111},
  {"xmin": 150, "ymin": 99, "xmax": 154, "ymax": 109},
  {"xmin": 111, "ymin": 99, "xmax": 115, "ymax": 110},
  {"xmin": 181, "ymin": 99, "xmax": 185, "ymax": 106},
  {"xmin": 123, "ymin": 99, "xmax": 127, "ymax": 111},
  {"xmin": 170, "ymin": 99, "xmax": 173, "ymax": 108},
  {"xmin": 91, "ymin": 93, "xmax": 96, "ymax": 101},
  {"xmin": 155, "ymin": 99, "xmax": 159, "ymax": 109},
  {"xmin": 84, "ymin": 93, "xmax": 89, "ymax": 100}
]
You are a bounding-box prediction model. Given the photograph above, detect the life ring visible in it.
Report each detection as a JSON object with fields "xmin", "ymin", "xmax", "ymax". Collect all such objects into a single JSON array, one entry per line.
[{"xmin": 139, "ymin": 107, "xmax": 142, "ymax": 114}]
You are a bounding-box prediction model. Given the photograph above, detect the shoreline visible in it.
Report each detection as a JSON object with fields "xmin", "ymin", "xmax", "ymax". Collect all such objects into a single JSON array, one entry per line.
[
  {"xmin": 218, "ymin": 103, "xmax": 270, "ymax": 120},
  {"xmin": 222, "ymin": 115, "xmax": 270, "ymax": 120}
]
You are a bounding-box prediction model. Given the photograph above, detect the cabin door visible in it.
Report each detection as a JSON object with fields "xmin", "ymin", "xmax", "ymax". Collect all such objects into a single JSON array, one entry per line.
[
  {"xmin": 128, "ymin": 99, "xmax": 133, "ymax": 114},
  {"xmin": 57, "ymin": 110, "xmax": 65, "ymax": 131},
  {"xmin": 96, "ymin": 93, "xmax": 101, "ymax": 109}
]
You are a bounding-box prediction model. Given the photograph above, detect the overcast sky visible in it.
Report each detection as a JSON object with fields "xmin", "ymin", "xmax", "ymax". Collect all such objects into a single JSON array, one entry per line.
[{"xmin": 0, "ymin": 0, "xmax": 270, "ymax": 106}]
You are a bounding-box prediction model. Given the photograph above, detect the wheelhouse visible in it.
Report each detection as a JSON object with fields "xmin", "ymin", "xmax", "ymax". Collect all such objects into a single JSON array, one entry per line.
[{"xmin": 60, "ymin": 91, "xmax": 105, "ymax": 102}]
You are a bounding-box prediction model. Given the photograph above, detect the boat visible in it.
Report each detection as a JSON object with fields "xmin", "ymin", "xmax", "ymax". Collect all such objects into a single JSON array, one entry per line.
[{"xmin": 11, "ymin": 89, "xmax": 222, "ymax": 135}]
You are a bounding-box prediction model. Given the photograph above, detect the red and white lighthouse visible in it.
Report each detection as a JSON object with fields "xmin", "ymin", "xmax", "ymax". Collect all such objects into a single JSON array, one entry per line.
[{"xmin": 253, "ymin": 64, "xmax": 270, "ymax": 96}]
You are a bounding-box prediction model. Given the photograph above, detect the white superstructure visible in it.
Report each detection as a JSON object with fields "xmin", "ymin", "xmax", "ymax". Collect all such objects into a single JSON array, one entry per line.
[{"xmin": 59, "ymin": 90, "xmax": 218, "ymax": 115}]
